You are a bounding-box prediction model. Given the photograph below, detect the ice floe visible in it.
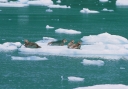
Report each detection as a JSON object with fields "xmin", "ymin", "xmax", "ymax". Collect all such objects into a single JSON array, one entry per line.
[
  {"xmin": 81, "ymin": 59, "xmax": 104, "ymax": 66},
  {"xmin": 46, "ymin": 25, "xmax": 54, "ymax": 29},
  {"xmin": 68, "ymin": 76, "xmax": 84, "ymax": 82},
  {"xmin": 46, "ymin": 9, "xmax": 53, "ymax": 12},
  {"xmin": 28, "ymin": 0, "xmax": 53, "ymax": 6},
  {"xmin": 81, "ymin": 32, "xmax": 128, "ymax": 45},
  {"xmin": 0, "ymin": 1, "xmax": 28, "ymax": 7},
  {"xmin": 74, "ymin": 84, "xmax": 128, "ymax": 89},
  {"xmin": 80, "ymin": 8, "xmax": 99, "ymax": 14},
  {"xmin": 1, "ymin": 33, "xmax": 128, "ymax": 60},
  {"xmin": 55, "ymin": 28, "xmax": 81, "ymax": 34},
  {"xmin": 99, "ymin": 0, "xmax": 108, "ymax": 2},
  {"xmin": 0, "ymin": 42, "xmax": 21, "ymax": 52},
  {"xmin": 102, "ymin": 8, "xmax": 114, "ymax": 12},
  {"xmin": 48, "ymin": 5, "xmax": 71, "ymax": 8},
  {"xmin": 11, "ymin": 56, "xmax": 48, "ymax": 60},
  {"xmin": 116, "ymin": 0, "xmax": 128, "ymax": 6},
  {"xmin": 56, "ymin": 0, "xmax": 61, "ymax": 4},
  {"xmin": 18, "ymin": 33, "xmax": 128, "ymax": 59}
]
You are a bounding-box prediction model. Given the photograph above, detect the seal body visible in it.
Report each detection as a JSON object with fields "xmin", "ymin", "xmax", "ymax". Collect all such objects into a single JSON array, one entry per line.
[
  {"xmin": 67, "ymin": 40, "xmax": 74, "ymax": 48},
  {"xmin": 69, "ymin": 42, "xmax": 81, "ymax": 49},
  {"xmin": 48, "ymin": 39, "xmax": 67, "ymax": 46},
  {"xmin": 24, "ymin": 40, "xmax": 41, "ymax": 48}
]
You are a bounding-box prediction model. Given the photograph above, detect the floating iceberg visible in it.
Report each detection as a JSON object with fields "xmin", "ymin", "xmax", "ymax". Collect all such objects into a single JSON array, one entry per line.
[
  {"xmin": 116, "ymin": 0, "xmax": 128, "ymax": 6},
  {"xmin": 80, "ymin": 8, "xmax": 99, "ymax": 14},
  {"xmin": 81, "ymin": 59, "xmax": 104, "ymax": 66},
  {"xmin": 74, "ymin": 84, "xmax": 128, "ymax": 89},
  {"xmin": 11, "ymin": 56, "xmax": 48, "ymax": 60},
  {"xmin": 68, "ymin": 76, "xmax": 84, "ymax": 82},
  {"xmin": 55, "ymin": 28, "xmax": 81, "ymax": 34}
]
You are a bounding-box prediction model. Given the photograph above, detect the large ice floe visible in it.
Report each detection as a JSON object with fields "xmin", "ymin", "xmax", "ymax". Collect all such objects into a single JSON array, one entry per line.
[
  {"xmin": 55, "ymin": 28, "xmax": 81, "ymax": 34},
  {"xmin": 116, "ymin": 0, "xmax": 128, "ymax": 6},
  {"xmin": 1, "ymin": 33, "xmax": 128, "ymax": 60},
  {"xmin": 68, "ymin": 76, "xmax": 84, "ymax": 82},
  {"xmin": 80, "ymin": 8, "xmax": 99, "ymax": 14},
  {"xmin": 18, "ymin": 33, "xmax": 128, "ymax": 59},
  {"xmin": 74, "ymin": 84, "xmax": 128, "ymax": 89}
]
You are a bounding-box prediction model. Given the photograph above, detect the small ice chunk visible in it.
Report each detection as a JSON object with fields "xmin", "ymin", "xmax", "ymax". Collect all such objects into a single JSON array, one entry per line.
[
  {"xmin": 68, "ymin": 76, "xmax": 84, "ymax": 82},
  {"xmin": 81, "ymin": 59, "xmax": 104, "ymax": 66}
]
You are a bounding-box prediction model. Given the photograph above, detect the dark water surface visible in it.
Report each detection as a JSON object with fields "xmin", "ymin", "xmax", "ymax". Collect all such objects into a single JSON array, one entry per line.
[{"xmin": 0, "ymin": 3, "xmax": 128, "ymax": 89}]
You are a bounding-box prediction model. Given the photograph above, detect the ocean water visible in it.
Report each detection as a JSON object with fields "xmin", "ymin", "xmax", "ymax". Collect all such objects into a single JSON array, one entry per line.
[{"xmin": 0, "ymin": 1, "xmax": 128, "ymax": 89}]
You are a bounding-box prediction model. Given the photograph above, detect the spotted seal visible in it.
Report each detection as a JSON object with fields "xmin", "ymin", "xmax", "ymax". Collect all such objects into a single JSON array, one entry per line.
[
  {"xmin": 69, "ymin": 41, "xmax": 81, "ymax": 49},
  {"xmin": 47, "ymin": 39, "xmax": 67, "ymax": 46},
  {"xmin": 24, "ymin": 40, "xmax": 41, "ymax": 48}
]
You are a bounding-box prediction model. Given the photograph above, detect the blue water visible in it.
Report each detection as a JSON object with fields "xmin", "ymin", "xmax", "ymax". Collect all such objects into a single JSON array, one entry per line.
[{"xmin": 0, "ymin": 1, "xmax": 128, "ymax": 89}]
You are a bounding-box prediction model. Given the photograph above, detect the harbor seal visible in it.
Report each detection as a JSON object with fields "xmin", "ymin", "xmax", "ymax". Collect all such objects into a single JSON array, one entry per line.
[
  {"xmin": 47, "ymin": 39, "xmax": 67, "ymax": 46},
  {"xmin": 67, "ymin": 40, "xmax": 74, "ymax": 48},
  {"xmin": 69, "ymin": 41, "xmax": 81, "ymax": 49},
  {"xmin": 24, "ymin": 40, "xmax": 41, "ymax": 48}
]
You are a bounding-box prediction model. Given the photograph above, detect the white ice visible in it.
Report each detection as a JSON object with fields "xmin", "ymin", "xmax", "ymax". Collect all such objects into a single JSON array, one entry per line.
[
  {"xmin": 56, "ymin": 0, "xmax": 61, "ymax": 4},
  {"xmin": 81, "ymin": 59, "xmax": 104, "ymax": 66},
  {"xmin": 46, "ymin": 9, "xmax": 53, "ymax": 12},
  {"xmin": 11, "ymin": 56, "xmax": 48, "ymax": 60},
  {"xmin": 102, "ymin": 8, "xmax": 114, "ymax": 12},
  {"xmin": 1, "ymin": 33, "xmax": 128, "ymax": 60},
  {"xmin": 116, "ymin": 0, "xmax": 128, "ymax": 6},
  {"xmin": 18, "ymin": 33, "xmax": 128, "ymax": 59},
  {"xmin": 46, "ymin": 25, "xmax": 54, "ymax": 29},
  {"xmin": 48, "ymin": 5, "xmax": 71, "ymax": 8},
  {"xmin": 80, "ymin": 8, "xmax": 99, "ymax": 14},
  {"xmin": 68, "ymin": 76, "xmax": 84, "ymax": 82},
  {"xmin": 99, "ymin": 0, "xmax": 108, "ymax": 2},
  {"xmin": 55, "ymin": 28, "xmax": 81, "ymax": 34},
  {"xmin": 28, "ymin": 0, "xmax": 53, "ymax": 6},
  {"xmin": 81, "ymin": 32, "xmax": 128, "ymax": 45},
  {"xmin": 0, "ymin": 42, "xmax": 21, "ymax": 52},
  {"xmin": 0, "ymin": 1, "xmax": 28, "ymax": 7},
  {"xmin": 74, "ymin": 84, "xmax": 128, "ymax": 89}
]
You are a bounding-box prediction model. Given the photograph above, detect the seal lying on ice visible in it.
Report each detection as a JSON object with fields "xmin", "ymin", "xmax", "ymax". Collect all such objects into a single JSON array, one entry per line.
[
  {"xmin": 67, "ymin": 40, "xmax": 74, "ymax": 48},
  {"xmin": 24, "ymin": 40, "xmax": 41, "ymax": 48},
  {"xmin": 68, "ymin": 41, "xmax": 81, "ymax": 49},
  {"xmin": 47, "ymin": 39, "xmax": 67, "ymax": 46}
]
